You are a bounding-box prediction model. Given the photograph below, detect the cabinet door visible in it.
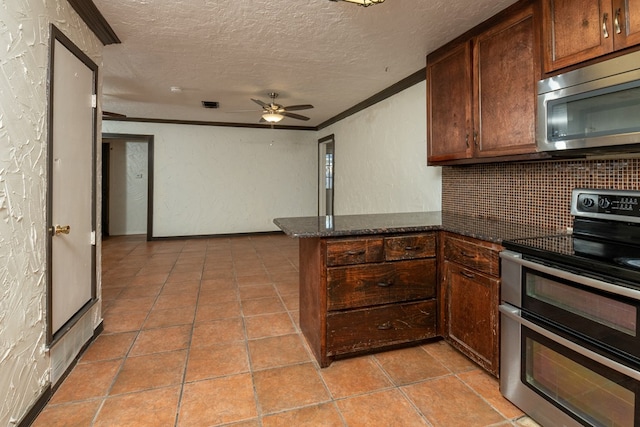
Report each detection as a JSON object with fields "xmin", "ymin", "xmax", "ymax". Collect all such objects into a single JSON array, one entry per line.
[
  {"xmin": 427, "ymin": 42, "xmax": 473, "ymax": 163},
  {"xmin": 613, "ymin": 0, "xmax": 640, "ymax": 49},
  {"xmin": 474, "ymin": 4, "xmax": 539, "ymax": 157},
  {"xmin": 543, "ymin": 0, "xmax": 614, "ymax": 72},
  {"xmin": 445, "ymin": 260, "xmax": 499, "ymax": 376}
]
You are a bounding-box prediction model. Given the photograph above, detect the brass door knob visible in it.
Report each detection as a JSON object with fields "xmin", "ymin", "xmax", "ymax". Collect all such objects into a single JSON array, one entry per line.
[{"xmin": 51, "ymin": 224, "xmax": 71, "ymax": 236}]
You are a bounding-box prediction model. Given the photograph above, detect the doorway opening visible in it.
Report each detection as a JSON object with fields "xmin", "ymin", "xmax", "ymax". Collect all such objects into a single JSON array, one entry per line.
[
  {"xmin": 318, "ymin": 134, "xmax": 335, "ymax": 216},
  {"xmin": 101, "ymin": 133, "xmax": 154, "ymax": 241}
]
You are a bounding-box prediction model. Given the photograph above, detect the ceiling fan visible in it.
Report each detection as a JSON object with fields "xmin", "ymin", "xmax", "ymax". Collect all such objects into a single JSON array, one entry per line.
[{"xmin": 250, "ymin": 92, "xmax": 314, "ymax": 123}]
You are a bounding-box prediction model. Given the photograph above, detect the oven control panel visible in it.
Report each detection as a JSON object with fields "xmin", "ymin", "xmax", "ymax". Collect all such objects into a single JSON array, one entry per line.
[{"xmin": 572, "ymin": 189, "xmax": 640, "ymax": 222}]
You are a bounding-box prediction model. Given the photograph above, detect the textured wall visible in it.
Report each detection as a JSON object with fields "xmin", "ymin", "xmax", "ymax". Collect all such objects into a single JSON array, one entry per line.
[
  {"xmin": 0, "ymin": 2, "xmax": 102, "ymax": 425},
  {"xmin": 442, "ymin": 158, "xmax": 640, "ymax": 232},
  {"xmin": 102, "ymin": 121, "xmax": 318, "ymax": 237},
  {"xmin": 108, "ymin": 142, "xmax": 148, "ymax": 235},
  {"xmin": 319, "ymin": 81, "xmax": 442, "ymax": 215}
]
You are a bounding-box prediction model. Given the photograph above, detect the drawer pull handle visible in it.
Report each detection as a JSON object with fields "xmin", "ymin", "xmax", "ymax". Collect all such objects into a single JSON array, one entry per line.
[
  {"xmin": 404, "ymin": 245, "xmax": 422, "ymax": 251},
  {"xmin": 346, "ymin": 250, "xmax": 366, "ymax": 256},
  {"xmin": 461, "ymin": 251, "xmax": 475, "ymax": 258},
  {"xmin": 376, "ymin": 281, "xmax": 393, "ymax": 288},
  {"xmin": 377, "ymin": 321, "xmax": 393, "ymax": 330},
  {"xmin": 461, "ymin": 270, "xmax": 476, "ymax": 279}
]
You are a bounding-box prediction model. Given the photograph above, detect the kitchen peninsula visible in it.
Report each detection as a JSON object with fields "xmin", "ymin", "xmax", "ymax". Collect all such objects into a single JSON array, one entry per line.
[{"xmin": 274, "ymin": 211, "xmax": 550, "ymax": 371}]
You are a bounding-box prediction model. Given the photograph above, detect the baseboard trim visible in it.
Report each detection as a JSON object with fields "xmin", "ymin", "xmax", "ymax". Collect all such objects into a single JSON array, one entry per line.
[
  {"xmin": 17, "ymin": 385, "xmax": 52, "ymax": 427},
  {"xmin": 18, "ymin": 321, "xmax": 104, "ymax": 426},
  {"xmin": 149, "ymin": 230, "xmax": 285, "ymax": 241}
]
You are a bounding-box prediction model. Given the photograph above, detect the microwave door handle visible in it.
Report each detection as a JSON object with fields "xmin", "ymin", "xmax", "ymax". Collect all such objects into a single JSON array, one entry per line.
[{"xmin": 603, "ymin": 12, "xmax": 610, "ymax": 38}]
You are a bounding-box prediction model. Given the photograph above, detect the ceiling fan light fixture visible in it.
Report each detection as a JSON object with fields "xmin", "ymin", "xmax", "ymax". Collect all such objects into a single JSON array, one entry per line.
[
  {"xmin": 262, "ymin": 112, "xmax": 284, "ymax": 123},
  {"xmin": 328, "ymin": 0, "xmax": 385, "ymax": 6}
]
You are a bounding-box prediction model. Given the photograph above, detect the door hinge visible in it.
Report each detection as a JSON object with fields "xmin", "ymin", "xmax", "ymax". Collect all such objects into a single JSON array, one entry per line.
[
  {"xmin": 90, "ymin": 231, "xmax": 96, "ymax": 246},
  {"xmin": 91, "ymin": 94, "xmax": 97, "ymax": 108}
]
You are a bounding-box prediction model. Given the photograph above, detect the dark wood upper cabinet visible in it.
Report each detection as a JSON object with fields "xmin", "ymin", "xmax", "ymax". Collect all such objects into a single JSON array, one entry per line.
[
  {"xmin": 543, "ymin": 0, "xmax": 640, "ymax": 73},
  {"xmin": 474, "ymin": 5, "xmax": 539, "ymax": 158},
  {"xmin": 427, "ymin": 0, "xmax": 539, "ymax": 165},
  {"xmin": 427, "ymin": 42, "xmax": 473, "ymax": 163},
  {"xmin": 613, "ymin": 0, "xmax": 640, "ymax": 50}
]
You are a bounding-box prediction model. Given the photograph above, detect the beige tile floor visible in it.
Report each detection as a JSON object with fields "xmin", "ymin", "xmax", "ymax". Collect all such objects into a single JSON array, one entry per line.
[{"xmin": 33, "ymin": 234, "xmax": 540, "ymax": 426}]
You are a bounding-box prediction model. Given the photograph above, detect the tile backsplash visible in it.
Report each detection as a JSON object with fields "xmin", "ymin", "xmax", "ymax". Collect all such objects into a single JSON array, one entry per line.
[{"xmin": 442, "ymin": 157, "xmax": 640, "ymax": 232}]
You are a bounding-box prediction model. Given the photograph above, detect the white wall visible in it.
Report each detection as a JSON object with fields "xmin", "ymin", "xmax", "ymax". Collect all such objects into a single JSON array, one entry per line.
[
  {"xmin": 109, "ymin": 141, "xmax": 149, "ymax": 235},
  {"xmin": 103, "ymin": 81, "xmax": 441, "ymax": 238},
  {"xmin": 0, "ymin": 2, "xmax": 103, "ymax": 425},
  {"xmin": 319, "ymin": 81, "xmax": 442, "ymax": 215},
  {"xmin": 101, "ymin": 122, "xmax": 318, "ymax": 237}
]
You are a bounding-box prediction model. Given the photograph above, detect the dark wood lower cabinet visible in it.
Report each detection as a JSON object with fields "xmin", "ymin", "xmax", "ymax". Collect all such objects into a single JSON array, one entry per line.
[
  {"xmin": 298, "ymin": 231, "xmax": 500, "ymax": 375},
  {"xmin": 444, "ymin": 261, "xmax": 499, "ymax": 375},
  {"xmin": 440, "ymin": 233, "xmax": 502, "ymax": 377},
  {"xmin": 299, "ymin": 233, "xmax": 438, "ymax": 367}
]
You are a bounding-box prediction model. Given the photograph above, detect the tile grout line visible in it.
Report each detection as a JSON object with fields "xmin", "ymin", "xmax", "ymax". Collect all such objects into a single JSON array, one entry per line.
[
  {"xmin": 172, "ymin": 241, "xmax": 206, "ymax": 427},
  {"xmin": 236, "ymin": 239, "xmax": 265, "ymax": 425},
  {"xmin": 91, "ymin": 237, "xmax": 166, "ymax": 426}
]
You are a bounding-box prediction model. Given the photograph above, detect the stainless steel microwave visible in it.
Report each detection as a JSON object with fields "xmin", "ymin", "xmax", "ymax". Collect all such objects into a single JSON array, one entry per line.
[{"xmin": 537, "ymin": 50, "xmax": 640, "ymax": 153}]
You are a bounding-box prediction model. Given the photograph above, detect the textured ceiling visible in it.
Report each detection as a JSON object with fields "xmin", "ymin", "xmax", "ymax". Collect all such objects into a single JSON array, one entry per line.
[{"xmin": 94, "ymin": 0, "xmax": 518, "ymax": 127}]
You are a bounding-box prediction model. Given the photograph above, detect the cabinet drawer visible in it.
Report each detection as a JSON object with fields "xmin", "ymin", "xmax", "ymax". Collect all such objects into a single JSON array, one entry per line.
[
  {"xmin": 327, "ymin": 259, "xmax": 436, "ymax": 310},
  {"xmin": 444, "ymin": 236, "xmax": 499, "ymax": 276},
  {"xmin": 326, "ymin": 238, "xmax": 384, "ymax": 266},
  {"xmin": 384, "ymin": 233, "xmax": 436, "ymax": 260},
  {"xmin": 327, "ymin": 300, "xmax": 437, "ymax": 356}
]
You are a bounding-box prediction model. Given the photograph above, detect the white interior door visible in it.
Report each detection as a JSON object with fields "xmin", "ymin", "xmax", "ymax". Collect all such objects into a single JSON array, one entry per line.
[{"xmin": 50, "ymin": 38, "xmax": 96, "ymax": 336}]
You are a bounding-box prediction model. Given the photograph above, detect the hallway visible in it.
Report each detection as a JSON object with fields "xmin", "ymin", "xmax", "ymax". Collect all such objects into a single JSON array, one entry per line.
[{"xmin": 34, "ymin": 234, "xmax": 536, "ymax": 426}]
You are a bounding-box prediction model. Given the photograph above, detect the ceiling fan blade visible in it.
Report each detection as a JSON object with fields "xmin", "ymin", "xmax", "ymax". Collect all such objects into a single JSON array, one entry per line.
[
  {"xmin": 282, "ymin": 112, "xmax": 310, "ymax": 121},
  {"xmin": 283, "ymin": 104, "xmax": 314, "ymax": 111},
  {"xmin": 251, "ymin": 98, "xmax": 268, "ymax": 108}
]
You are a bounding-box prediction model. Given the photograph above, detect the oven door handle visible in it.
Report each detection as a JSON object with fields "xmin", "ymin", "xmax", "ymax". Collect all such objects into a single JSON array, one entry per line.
[
  {"xmin": 500, "ymin": 250, "xmax": 640, "ymax": 301},
  {"xmin": 500, "ymin": 304, "xmax": 640, "ymax": 381}
]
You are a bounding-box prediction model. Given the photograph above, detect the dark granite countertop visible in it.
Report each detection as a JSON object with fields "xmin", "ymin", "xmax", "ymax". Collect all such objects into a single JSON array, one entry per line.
[{"xmin": 273, "ymin": 211, "xmax": 560, "ymax": 244}]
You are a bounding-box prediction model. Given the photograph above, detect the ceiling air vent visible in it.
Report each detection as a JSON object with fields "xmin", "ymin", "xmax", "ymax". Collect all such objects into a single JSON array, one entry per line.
[{"xmin": 201, "ymin": 101, "xmax": 219, "ymax": 109}]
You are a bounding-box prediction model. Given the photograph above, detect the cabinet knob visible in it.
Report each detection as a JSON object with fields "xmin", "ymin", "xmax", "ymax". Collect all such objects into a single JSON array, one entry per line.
[
  {"xmin": 377, "ymin": 321, "xmax": 393, "ymax": 330},
  {"xmin": 376, "ymin": 282, "xmax": 393, "ymax": 288},
  {"xmin": 346, "ymin": 250, "xmax": 365, "ymax": 256},
  {"xmin": 461, "ymin": 270, "xmax": 476, "ymax": 279},
  {"xmin": 603, "ymin": 13, "xmax": 610, "ymax": 38}
]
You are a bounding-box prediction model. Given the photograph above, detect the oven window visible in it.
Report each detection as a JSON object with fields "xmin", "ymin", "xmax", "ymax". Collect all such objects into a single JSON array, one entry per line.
[
  {"xmin": 525, "ymin": 272, "xmax": 637, "ymax": 336},
  {"xmin": 524, "ymin": 329, "xmax": 636, "ymax": 427}
]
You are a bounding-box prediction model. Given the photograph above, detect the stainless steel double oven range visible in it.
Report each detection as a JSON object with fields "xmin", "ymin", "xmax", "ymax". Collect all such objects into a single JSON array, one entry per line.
[{"xmin": 500, "ymin": 189, "xmax": 640, "ymax": 427}]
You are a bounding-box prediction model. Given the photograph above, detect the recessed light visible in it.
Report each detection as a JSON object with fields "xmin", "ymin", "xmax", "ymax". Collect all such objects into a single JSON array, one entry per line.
[{"xmin": 170, "ymin": 86, "xmax": 182, "ymax": 93}]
